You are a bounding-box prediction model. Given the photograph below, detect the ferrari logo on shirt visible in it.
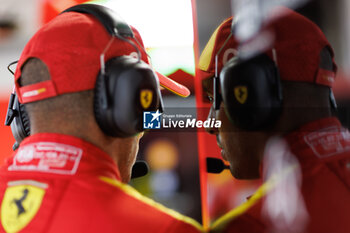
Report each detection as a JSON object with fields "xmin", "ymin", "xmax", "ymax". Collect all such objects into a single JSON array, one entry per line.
[
  {"xmin": 234, "ymin": 86, "xmax": 248, "ymax": 104},
  {"xmin": 1, "ymin": 183, "xmax": 46, "ymax": 233},
  {"xmin": 140, "ymin": 89, "xmax": 153, "ymax": 109}
]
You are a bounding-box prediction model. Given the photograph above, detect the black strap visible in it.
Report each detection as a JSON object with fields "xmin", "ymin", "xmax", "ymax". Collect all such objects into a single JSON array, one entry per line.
[{"xmin": 61, "ymin": 4, "xmax": 134, "ymax": 38}]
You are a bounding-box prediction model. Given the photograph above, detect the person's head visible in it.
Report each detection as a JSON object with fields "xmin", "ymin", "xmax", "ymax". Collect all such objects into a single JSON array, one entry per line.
[
  {"xmin": 13, "ymin": 4, "xmax": 190, "ymax": 182},
  {"xmin": 198, "ymin": 7, "xmax": 337, "ymax": 179}
]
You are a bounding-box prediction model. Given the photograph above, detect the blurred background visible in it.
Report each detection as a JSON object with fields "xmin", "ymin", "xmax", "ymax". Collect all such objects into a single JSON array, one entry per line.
[{"xmin": 1, "ymin": 0, "xmax": 350, "ymax": 226}]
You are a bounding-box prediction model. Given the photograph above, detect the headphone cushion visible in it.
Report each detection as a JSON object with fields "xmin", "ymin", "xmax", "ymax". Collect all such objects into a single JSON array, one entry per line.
[
  {"xmin": 94, "ymin": 72, "xmax": 109, "ymax": 134},
  {"xmin": 19, "ymin": 102, "xmax": 30, "ymax": 136},
  {"xmin": 220, "ymin": 54, "xmax": 282, "ymax": 130},
  {"xmin": 10, "ymin": 97, "xmax": 30, "ymax": 143},
  {"xmin": 94, "ymin": 56, "xmax": 160, "ymax": 137}
]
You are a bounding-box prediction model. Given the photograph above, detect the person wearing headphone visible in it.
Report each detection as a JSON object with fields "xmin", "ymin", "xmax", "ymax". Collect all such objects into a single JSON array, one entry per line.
[
  {"xmin": 0, "ymin": 4, "xmax": 202, "ymax": 233},
  {"xmin": 198, "ymin": 7, "xmax": 350, "ymax": 233}
]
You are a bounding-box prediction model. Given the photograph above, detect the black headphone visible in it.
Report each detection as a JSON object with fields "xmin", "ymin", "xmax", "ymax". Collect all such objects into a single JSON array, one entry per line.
[
  {"xmin": 4, "ymin": 91, "xmax": 30, "ymax": 150},
  {"xmin": 216, "ymin": 52, "xmax": 283, "ymax": 130},
  {"xmin": 5, "ymin": 4, "xmax": 163, "ymax": 148},
  {"xmin": 217, "ymin": 45, "xmax": 338, "ymax": 131}
]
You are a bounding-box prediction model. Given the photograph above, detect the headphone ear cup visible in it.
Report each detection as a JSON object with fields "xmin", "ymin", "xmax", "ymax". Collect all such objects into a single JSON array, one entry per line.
[
  {"xmin": 220, "ymin": 54, "xmax": 282, "ymax": 130},
  {"xmin": 94, "ymin": 56, "xmax": 161, "ymax": 137},
  {"xmin": 10, "ymin": 96, "xmax": 30, "ymax": 143}
]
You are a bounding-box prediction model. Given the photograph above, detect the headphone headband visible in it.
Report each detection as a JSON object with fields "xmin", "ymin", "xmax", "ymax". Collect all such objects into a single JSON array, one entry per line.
[{"xmin": 62, "ymin": 4, "xmax": 134, "ymax": 38}]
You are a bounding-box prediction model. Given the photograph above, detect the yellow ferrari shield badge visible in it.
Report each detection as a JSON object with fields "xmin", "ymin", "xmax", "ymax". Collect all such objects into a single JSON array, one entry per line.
[
  {"xmin": 234, "ymin": 86, "xmax": 248, "ymax": 104},
  {"xmin": 140, "ymin": 89, "xmax": 153, "ymax": 109},
  {"xmin": 1, "ymin": 182, "xmax": 46, "ymax": 233}
]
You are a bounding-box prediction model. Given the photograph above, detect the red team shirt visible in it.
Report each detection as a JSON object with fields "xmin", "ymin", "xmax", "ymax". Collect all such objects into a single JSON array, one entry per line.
[
  {"xmin": 210, "ymin": 117, "xmax": 350, "ymax": 233},
  {"xmin": 0, "ymin": 133, "xmax": 202, "ymax": 233}
]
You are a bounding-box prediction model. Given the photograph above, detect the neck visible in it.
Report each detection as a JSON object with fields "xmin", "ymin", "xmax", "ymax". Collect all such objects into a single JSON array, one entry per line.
[
  {"xmin": 273, "ymin": 108, "xmax": 332, "ymax": 135},
  {"xmin": 272, "ymin": 82, "xmax": 333, "ymax": 135},
  {"xmin": 31, "ymin": 116, "xmax": 104, "ymax": 145}
]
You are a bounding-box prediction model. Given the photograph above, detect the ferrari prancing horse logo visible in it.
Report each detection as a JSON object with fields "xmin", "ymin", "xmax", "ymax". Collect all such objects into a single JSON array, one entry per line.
[
  {"xmin": 140, "ymin": 90, "xmax": 153, "ymax": 109},
  {"xmin": 234, "ymin": 86, "xmax": 248, "ymax": 104},
  {"xmin": 1, "ymin": 184, "xmax": 46, "ymax": 233}
]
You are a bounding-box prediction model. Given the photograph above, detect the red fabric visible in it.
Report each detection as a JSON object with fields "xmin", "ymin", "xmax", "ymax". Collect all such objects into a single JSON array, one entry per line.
[
  {"xmin": 15, "ymin": 7, "xmax": 190, "ymax": 103},
  {"xmin": 198, "ymin": 16, "xmax": 237, "ymax": 80},
  {"xmin": 198, "ymin": 7, "xmax": 337, "ymax": 87},
  {"xmin": 18, "ymin": 80, "xmax": 57, "ymax": 104},
  {"xmin": 156, "ymin": 71, "xmax": 191, "ymax": 97},
  {"xmin": 0, "ymin": 133, "xmax": 201, "ymax": 233},
  {"xmin": 214, "ymin": 117, "xmax": 350, "ymax": 233},
  {"xmin": 167, "ymin": 69, "xmax": 195, "ymax": 93},
  {"xmin": 315, "ymin": 68, "xmax": 336, "ymax": 87}
]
